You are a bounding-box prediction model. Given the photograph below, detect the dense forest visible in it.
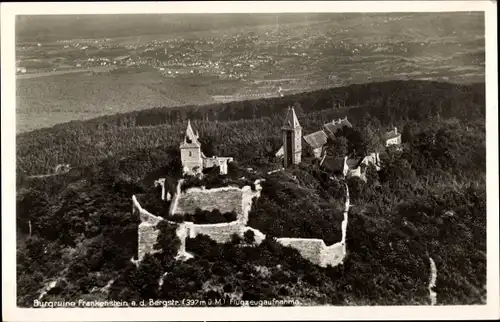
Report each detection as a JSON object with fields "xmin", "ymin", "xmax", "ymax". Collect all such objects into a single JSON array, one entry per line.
[
  {"xmin": 17, "ymin": 80, "xmax": 484, "ymax": 175},
  {"xmin": 16, "ymin": 80, "xmax": 486, "ymax": 306}
]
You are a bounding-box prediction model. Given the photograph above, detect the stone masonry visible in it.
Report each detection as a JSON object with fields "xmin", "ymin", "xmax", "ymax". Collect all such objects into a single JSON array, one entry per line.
[{"xmin": 134, "ymin": 178, "xmax": 350, "ymax": 268}]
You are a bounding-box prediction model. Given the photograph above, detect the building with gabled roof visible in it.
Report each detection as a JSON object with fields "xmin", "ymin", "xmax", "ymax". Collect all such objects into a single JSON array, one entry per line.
[
  {"xmin": 276, "ymin": 112, "xmax": 353, "ymax": 161},
  {"xmin": 180, "ymin": 120, "xmax": 233, "ymax": 176},
  {"xmin": 384, "ymin": 127, "xmax": 402, "ymax": 147},
  {"xmin": 323, "ymin": 117, "xmax": 353, "ymax": 139},
  {"xmin": 320, "ymin": 154, "xmax": 349, "ymax": 177},
  {"xmin": 303, "ymin": 130, "xmax": 329, "ymax": 158},
  {"xmin": 320, "ymin": 151, "xmax": 381, "ymax": 182}
]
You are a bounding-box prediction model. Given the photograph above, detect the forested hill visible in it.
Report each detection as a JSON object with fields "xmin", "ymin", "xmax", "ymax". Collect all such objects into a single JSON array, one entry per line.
[
  {"xmin": 16, "ymin": 79, "xmax": 486, "ymax": 306},
  {"xmin": 17, "ymin": 80, "xmax": 485, "ymax": 176}
]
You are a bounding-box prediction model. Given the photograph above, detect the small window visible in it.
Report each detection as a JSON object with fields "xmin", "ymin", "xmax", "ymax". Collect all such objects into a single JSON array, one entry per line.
[{"xmin": 189, "ymin": 151, "xmax": 192, "ymax": 157}]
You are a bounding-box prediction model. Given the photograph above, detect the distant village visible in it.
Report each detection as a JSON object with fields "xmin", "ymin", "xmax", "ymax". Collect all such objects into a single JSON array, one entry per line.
[{"xmin": 16, "ymin": 19, "xmax": 421, "ymax": 79}]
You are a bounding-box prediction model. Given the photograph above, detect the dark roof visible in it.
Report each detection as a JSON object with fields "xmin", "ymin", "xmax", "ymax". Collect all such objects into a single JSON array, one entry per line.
[
  {"xmin": 384, "ymin": 130, "xmax": 401, "ymax": 140},
  {"xmin": 282, "ymin": 107, "xmax": 301, "ymax": 130},
  {"xmin": 323, "ymin": 118, "xmax": 352, "ymax": 138},
  {"xmin": 180, "ymin": 120, "xmax": 201, "ymax": 148},
  {"xmin": 320, "ymin": 155, "xmax": 345, "ymax": 174},
  {"xmin": 346, "ymin": 157, "xmax": 363, "ymax": 169},
  {"xmin": 303, "ymin": 130, "xmax": 328, "ymax": 149}
]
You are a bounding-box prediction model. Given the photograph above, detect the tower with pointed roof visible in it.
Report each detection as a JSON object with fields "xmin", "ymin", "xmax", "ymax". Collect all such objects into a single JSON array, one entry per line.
[
  {"xmin": 180, "ymin": 120, "xmax": 203, "ymax": 175},
  {"xmin": 282, "ymin": 107, "xmax": 302, "ymax": 167}
]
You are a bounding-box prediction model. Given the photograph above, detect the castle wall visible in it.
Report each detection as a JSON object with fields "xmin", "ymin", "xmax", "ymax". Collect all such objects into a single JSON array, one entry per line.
[
  {"xmin": 133, "ymin": 195, "xmax": 163, "ymax": 225},
  {"xmin": 319, "ymin": 242, "xmax": 346, "ymax": 267},
  {"xmin": 168, "ymin": 179, "xmax": 184, "ymax": 216},
  {"xmin": 276, "ymin": 238, "xmax": 346, "ymax": 268},
  {"xmin": 138, "ymin": 223, "xmax": 162, "ymax": 261},
  {"xmin": 202, "ymin": 156, "xmax": 233, "ymax": 175},
  {"xmin": 133, "ymin": 179, "xmax": 347, "ymax": 269},
  {"xmin": 133, "ymin": 195, "xmax": 164, "ymax": 261},
  {"xmin": 180, "ymin": 147, "xmax": 203, "ymax": 175},
  {"xmin": 242, "ymin": 226, "xmax": 267, "ymax": 244},
  {"xmin": 276, "ymin": 238, "xmax": 326, "ymax": 265},
  {"xmin": 203, "ymin": 157, "xmax": 233, "ymax": 168},
  {"xmin": 174, "ymin": 187, "xmax": 244, "ymax": 216},
  {"xmin": 182, "ymin": 221, "xmax": 244, "ymax": 244}
]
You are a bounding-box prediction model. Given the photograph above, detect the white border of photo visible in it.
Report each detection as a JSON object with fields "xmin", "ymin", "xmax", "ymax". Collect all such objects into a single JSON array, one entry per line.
[{"xmin": 2, "ymin": 1, "xmax": 498, "ymax": 321}]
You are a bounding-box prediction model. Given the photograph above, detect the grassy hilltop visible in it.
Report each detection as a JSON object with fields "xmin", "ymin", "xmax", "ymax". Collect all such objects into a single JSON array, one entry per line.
[{"xmin": 16, "ymin": 80, "xmax": 486, "ymax": 306}]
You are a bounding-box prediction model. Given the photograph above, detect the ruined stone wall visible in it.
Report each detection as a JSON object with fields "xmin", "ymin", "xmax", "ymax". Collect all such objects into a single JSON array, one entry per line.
[
  {"xmin": 242, "ymin": 226, "xmax": 266, "ymax": 244},
  {"xmin": 203, "ymin": 157, "xmax": 233, "ymax": 168},
  {"xmin": 133, "ymin": 178, "xmax": 348, "ymax": 269},
  {"xmin": 276, "ymin": 238, "xmax": 326, "ymax": 265},
  {"xmin": 174, "ymin": 187, "xmax": 243, "ymax": 215},
  {"xmin": 168, "ymin": 179, "xmax": 183, "ymax": 216},
  {"xmin": 133, "ymin": 195, "xmax": 163, "ymax": 261},
  {"xmin": 138, "ymin": 224, "xmax": 161, "ymax": 261},
  {"xmin": 319, "ymin": 242, "xmax": 346, "ymax": 267},
  {"xmin": 135, "ymin": 180, "xmax": 263, "ymax": 261},
  {"xmin": 183, "ymin": 221, "xmax": 244, "ymax": 244},
  {"xmin": 133, "ymin": 195, "xmax": 163, "ymax": 226},
  {"xmin": 274, "ymin": 238, "xmax": 346, "ymax": 268}
]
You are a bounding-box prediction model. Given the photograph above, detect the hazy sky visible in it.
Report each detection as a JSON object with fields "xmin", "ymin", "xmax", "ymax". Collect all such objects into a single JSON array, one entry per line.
[{"xmin": 16, "ymin": 12, "xmax": 483, "ymax": 42}]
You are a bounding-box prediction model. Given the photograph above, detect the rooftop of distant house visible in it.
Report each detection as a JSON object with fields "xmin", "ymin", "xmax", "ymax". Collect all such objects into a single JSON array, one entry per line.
[
  {"xmin": 384, "ymin": 127, "xmax": 401, "ymax": 140},
  {"xmin": 303, "ymin": 130, "xmax": 328, "ymax": 149},
  {"xmin": 282, "ymin": 107, "xmax": 301, "ymax": 130},
  {"xmin": 320, "ymin": 155, "xmax": 346, "ymax": 174},
  {"xmin": 323, "ymin": 117, "xmax": 353, "ymax": 138}
]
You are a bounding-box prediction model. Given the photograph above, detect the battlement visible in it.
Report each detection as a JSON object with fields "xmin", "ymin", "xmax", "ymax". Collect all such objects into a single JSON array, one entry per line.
[{"xmin": 133, "ymin": 179, "xmax": 349, "ymax": 268}]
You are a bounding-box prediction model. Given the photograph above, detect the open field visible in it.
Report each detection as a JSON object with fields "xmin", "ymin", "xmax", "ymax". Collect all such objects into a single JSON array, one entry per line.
[
  {"xmin": 16, "ymin": 12, "xmax": 484, "ymax": 133},
  {"xmin": 16, "ymin": 68, "xmax": 221, "ymax": 133}
]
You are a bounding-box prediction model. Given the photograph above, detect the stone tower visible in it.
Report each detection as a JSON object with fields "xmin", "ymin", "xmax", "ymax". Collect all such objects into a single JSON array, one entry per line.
[
  {"xmin": 282, "ymin": 107, "xmax": 302, "ymax": 167},
  {"xmin": 180, "ymin": 120, "xmax": 203, "ymax": 176}
]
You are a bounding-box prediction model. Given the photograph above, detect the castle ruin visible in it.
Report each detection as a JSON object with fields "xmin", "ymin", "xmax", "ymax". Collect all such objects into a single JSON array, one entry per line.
[
  {"xmin": 133, "ymin": 114, "xmax": 353, "ymax": 268},
  {"xmin": 180, "ymin": 120, "xmax": 233, "ymax": 176},
  {"xmin": 133, "ymin": 178, "xmax": 349, "ymax": 268}
]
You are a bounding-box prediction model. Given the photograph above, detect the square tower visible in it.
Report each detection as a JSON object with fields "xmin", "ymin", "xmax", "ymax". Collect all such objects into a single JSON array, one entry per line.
[
  {"xmin": 180, "ymin": 120, "xmax": 203, "ymax": 175},
  {"xmin": 282, "ymin": 107, "xmax": 302, "ymax": 167}
]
